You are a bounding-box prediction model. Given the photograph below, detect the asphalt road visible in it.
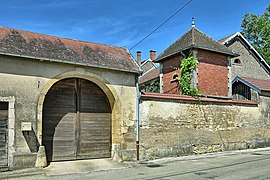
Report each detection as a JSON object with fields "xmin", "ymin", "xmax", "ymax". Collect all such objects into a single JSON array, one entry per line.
[{"xmin": 10, "ymin": 150, "xmax": 270, "ymax": 180}]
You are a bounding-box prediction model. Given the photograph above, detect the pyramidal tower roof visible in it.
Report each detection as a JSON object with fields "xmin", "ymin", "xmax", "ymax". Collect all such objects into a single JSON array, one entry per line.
[{"xmin": 156, "ymin": 19, "xmax": 237, "ymax": 62}]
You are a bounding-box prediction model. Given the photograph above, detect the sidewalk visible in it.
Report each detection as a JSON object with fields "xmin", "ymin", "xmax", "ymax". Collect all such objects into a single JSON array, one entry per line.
[
  {"xmin": 146, "ymin": 147, "xmax": 270, "ymax": 166},
  {"xmin": 1, "ymin": 158, "xmax": 134, "ymax": 179},
  {"xmin": 1, "ymin": 167, "xmax": 44, "ymax": 179},
  {"xmin": 2, "ymin": 147, "xmax": 270, "ymax": 179}
]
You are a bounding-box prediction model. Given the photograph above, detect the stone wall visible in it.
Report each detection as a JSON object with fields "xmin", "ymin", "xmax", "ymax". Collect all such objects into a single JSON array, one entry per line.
[
  {"xmin": 0, "ymin": 55, "xmax": 137, "ymax": 169},
  {"xmin": 258, "ymin": 93, "xmax": 270, "ymax": 127},
  {"xmin": 139, "ymin": 93, "xmax": 270, "ymax": 160},
  {"xmin": 228, "ymin": 39, "xmax": 270, "ymax": 80}
]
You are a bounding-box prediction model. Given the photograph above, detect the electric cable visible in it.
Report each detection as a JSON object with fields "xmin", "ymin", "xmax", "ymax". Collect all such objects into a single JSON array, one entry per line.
[{"xmin": 129, "ymin": 0, "xmax": 193, "ymax": 51}]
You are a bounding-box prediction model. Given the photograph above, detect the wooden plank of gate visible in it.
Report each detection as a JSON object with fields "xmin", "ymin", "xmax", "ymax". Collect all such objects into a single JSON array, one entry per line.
[
  {"xmin": 43, "ymin": 79, "xmax": 77, "ymax": 161},
  {"xmin": 77, "ymin": 113, "xmax": 111, "ymax": 159}
]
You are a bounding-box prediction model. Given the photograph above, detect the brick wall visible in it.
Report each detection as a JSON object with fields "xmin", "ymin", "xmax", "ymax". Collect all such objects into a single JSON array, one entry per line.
[
  {"xmin": 139, "ymin": 93, "xmax": 270, "ymax": 160},
  {"xmin": 197, "ymin": 49, "xmax": 229, "ymax": 96},
  {"xmin": 161, "ymin": 50, "xmax": 229, "ymax": 97},
  {"xmin": 161, "ymin": 55, "xmax": 181, "ymax": 94}
]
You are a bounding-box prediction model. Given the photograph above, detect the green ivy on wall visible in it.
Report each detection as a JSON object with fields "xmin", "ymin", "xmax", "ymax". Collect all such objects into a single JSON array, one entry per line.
[
  {"xmin": 139, "ymin": 79, "xmax": 160, "ymax": 93},
  {"xmin": 178, "ymin": 54, "xmax": 199, "ymax": 97}
]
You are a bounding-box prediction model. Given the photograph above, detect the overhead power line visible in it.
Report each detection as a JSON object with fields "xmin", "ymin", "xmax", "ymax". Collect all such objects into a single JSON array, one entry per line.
[{"xmin": 129, "ymin": 0, "xmax": 193, "ymax": 51}]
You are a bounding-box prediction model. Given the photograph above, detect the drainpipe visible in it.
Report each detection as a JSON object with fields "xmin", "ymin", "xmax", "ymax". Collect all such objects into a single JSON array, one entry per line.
[{"xmin": 135, "ymin": 75, "xmax": 141, "ymax": 161}]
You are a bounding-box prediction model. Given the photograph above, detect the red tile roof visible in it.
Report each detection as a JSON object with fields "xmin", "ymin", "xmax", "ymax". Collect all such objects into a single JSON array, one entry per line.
[
  {"xmin": 240, "ymin": 77, "xmax": 270, "ymax": 92},
  {"xmin": 141, "ymin": 92, "xmax": 257, "ymax": 105},
  {"xmin": 0, "ymin": 26, "xmax": 140, "ymax": 73},
  {"xmin": 139, "ymin": 67, "xmax": 160, "ymax": 84}
]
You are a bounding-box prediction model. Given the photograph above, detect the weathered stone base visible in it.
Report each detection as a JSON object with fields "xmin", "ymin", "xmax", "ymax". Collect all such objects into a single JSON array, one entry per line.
[
  {"xmin": 35, "ymin": 146, "xmax": 47, "ymax": 168},
  {"xmin": 12, "ymin": 153, "xmax": 37, "ymax": 170},
  {"xmin": 140, "ymin": 128, "xmax": 270, "ymax": 160},
  {"xmin": 121, "ymin": 149, "xmax": 145, "ymax": 161},
  {"xmin": 121, "ymin": 149, "xmax": 137, "ymax": 161},
  {"xmin": 139, "ymin": 95, "xmax": 270, "ymax": 160}
]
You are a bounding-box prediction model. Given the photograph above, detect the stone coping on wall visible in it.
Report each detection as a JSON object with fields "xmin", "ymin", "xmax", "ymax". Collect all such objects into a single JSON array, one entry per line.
[{"xmin": 141, "ymin": 92, "xmax": 258, "ymax": 106}]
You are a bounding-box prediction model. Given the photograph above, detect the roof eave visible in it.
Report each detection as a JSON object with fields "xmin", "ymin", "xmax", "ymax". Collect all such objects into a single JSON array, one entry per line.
[
  {"xmin": 124, "ymin": 47, "xmax": 143, "ymax": 74},
  {"xmin": 232, "ymin": 76, "xmax": 262, "ymax": 93},
  {"xmin": 155, "ymin": 45, "xmax": 238, "ymax": 62},
  {"xmin": 141, "ymin": 59, "xmax": 157, "ymax": 68},
  {"xmin": 220, "ymin": 32, "xmax": 240, "ymax": 45},
  {"xmin": 0, "ymin": 51, "xmax": 142, "ymax": 74},
  {"xmin": 155, "ymin": 46, "xmax": 193, "ymax": 62},
  {"xmin": 195, "ymin": 46, "xmax": 239, "ymax": 57}
]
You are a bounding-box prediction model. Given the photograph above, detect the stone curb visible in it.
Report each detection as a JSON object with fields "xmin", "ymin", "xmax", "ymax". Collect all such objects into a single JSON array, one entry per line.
[
  {"xmin": 1, "ymin": 168, "xmax": 45, "ymax": 179},
  {"xmin": 143, "ymin": 147, "xmax": 270, "ymax": 165}
]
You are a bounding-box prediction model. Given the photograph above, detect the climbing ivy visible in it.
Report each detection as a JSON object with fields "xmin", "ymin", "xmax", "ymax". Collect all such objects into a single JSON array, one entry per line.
[
  {"xmin": 139, "ymin": 80, "xmax": 160, "ymax": 93},
  {"xmin": 147, "ymin": 80, "xmax": 160, "ymax": 93},
  {"xmin": 179, "ymin": 54, "xmax": 199, "ymax": 97}
]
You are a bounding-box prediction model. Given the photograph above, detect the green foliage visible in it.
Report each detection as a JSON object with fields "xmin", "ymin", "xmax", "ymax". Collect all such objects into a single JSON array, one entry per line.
[
  {"xmin": 148, "ymin": 80, "xmax": 160, "ymax": 93},
  {"xmin": 179, "ymin": 54, "xmax": 199, "ymax": 97},
  {"xmin": 241, "ymin": 5, "xmax": 270, "ymax": 64},
  {"xmin": 140, "ymin": 80, "xmax": 160, "ymax": 93}
]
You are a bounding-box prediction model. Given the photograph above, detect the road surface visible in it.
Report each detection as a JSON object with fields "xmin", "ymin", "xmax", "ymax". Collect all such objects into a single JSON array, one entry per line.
[{"xmin": 9, "ymin": 150, "xmax": 270, "ymax": 180}]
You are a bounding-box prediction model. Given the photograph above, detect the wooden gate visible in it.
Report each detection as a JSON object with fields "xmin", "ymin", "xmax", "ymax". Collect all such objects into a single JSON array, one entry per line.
[
  {"xmin": 42, "ymin": 78, "xmax": 111, "ymax": 162},
  {"xmin": 0, "ymin": 102, "xmax": 8, "ymax": 167}
]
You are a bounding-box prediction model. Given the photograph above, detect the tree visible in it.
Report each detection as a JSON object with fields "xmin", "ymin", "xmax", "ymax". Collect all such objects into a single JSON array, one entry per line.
[{"xmin": 241, "ymin": 5, "xmax": 270, "ymax": 64}]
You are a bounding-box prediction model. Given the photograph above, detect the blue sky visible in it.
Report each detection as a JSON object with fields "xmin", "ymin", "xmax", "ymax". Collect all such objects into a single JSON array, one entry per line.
[{"xmin": 0, "ymin": 0, "xmax": 269, "ymax": 60}]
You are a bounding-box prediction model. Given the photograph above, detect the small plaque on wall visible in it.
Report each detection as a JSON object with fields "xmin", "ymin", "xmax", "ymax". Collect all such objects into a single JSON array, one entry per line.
[{"xmin": 21, "ymin": 122, "xmax": 32, "ymax": 131}]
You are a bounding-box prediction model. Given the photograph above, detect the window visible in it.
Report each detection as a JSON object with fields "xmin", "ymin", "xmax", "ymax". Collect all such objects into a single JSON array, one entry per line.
[
  {"xmin": 170, "ymin": 74, "xmax": 179, "ymax": 83},
  {"xmin": 173, "ymin": 74, "xmax": 179, "ymax": 79},
  {"xmin": 233, "ymin": 58, "xmax": 241, "ymax": 65}
]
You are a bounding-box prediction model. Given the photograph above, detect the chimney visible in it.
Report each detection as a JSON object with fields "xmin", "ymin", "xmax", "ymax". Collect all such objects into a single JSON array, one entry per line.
[
  {"xmin": 150, "ymin": 50, "xmax": 156, "ymax": 61},
  {"xmin": 137, "ymin": 51, "xmax": 141, "ymax": 65}
]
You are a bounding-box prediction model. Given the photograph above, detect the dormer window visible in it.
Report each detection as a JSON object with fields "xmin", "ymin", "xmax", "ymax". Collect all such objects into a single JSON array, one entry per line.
[{"xmin": 233, "ymin": 58, "xmax": 241, "ymax": 65}]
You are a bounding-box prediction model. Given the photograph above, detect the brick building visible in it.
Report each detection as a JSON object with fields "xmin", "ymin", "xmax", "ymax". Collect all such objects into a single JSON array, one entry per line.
[{"xmin": 155, "ymin": 24, "xmax": 238, "ymax": 97}]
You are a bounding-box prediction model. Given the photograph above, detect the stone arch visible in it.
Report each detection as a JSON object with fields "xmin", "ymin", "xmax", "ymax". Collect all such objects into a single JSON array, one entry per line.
[{"xmin": 36, "ymin": 70, "xmax": 122, "ymax": 156}]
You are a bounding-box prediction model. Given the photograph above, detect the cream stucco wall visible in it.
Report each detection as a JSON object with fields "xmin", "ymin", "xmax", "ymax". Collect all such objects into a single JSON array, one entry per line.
[{"xmin": 0, "ymin": 55, "xmax": 138, "ymax": 169}]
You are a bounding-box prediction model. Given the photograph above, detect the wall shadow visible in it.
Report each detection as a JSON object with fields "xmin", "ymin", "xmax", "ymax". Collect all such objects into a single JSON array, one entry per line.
[{"xmin": 22, "ymin": 127, "xmax": 40, "ymax": 153}]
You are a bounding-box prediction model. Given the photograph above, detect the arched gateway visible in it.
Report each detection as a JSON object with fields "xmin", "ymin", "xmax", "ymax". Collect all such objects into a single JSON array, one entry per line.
[{"xmin": 42, "ymin": 78, "xmax": 111, "ymax": 162}]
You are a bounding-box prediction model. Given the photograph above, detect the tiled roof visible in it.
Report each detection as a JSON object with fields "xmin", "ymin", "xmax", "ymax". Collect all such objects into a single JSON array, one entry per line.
[
  {"xmin": 0, "ymin": 26, "xmax": 140, "ymax": 73},
  {"xmin": 234, "ymin": 76, "xmax": 270, "ymax": 92},
  {"xmin": 139, "ymin": 67, "xmax": 160, "ymax": 84},
  {"xmin": 156, "ymin": 27, "xmax": 238, "ymax": 62},
  {"xmin": 218, "ymin": 33, "xmax": 235, "ymax": 44},
  {"xmin": 141, "ymin": 92, "xmax": 257, "ymax": 105}
]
